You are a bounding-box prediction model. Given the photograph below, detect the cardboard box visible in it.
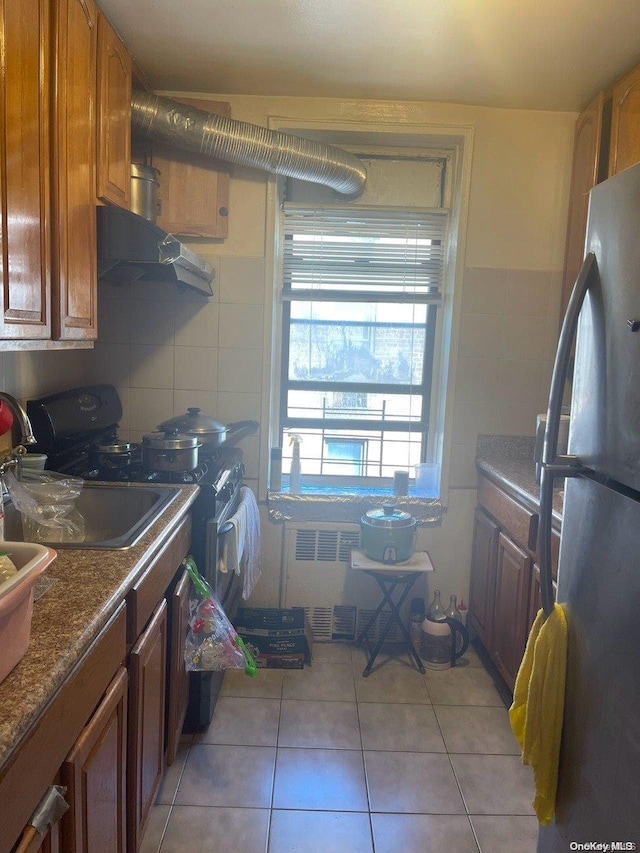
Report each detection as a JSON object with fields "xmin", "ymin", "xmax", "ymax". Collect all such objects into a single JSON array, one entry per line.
[{"xmin": 235, "ymin": 607, "xmax": 313, "ymax": 669}]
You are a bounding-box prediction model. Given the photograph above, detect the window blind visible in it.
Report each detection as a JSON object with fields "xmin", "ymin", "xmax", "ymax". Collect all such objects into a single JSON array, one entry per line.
[{"xmin": 282, "ymin": 206, "xmax": 448, "ymax": 303}]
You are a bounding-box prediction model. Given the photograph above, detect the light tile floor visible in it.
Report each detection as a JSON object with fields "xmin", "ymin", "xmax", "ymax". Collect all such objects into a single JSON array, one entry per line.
[{"xmin": 141, "ymin": 642, "xmax": 538, "ymax": 853}]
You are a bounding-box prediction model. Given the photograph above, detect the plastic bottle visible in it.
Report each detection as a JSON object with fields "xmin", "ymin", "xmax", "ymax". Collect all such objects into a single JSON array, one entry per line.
[
  {"xmin": 289, "ymin": 434, "xmax": 302, "ymax": 494},
  {"xmin": 445, "ymin": 594, "xmax": 462, "ymax": 622},
  {"xmin": 427, "ymin": 589, "xmax": 447, "ymax": 621}
]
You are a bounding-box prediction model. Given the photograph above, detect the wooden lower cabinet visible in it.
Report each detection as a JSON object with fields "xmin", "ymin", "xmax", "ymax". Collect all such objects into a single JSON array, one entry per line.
[
  {"xmin": 61, "ymin": 667, "xmax": 128, "ymax": 853},
  {"xmin": 492, "ymin": 533, "xmax": 533, "ymax": 687},
  {"xmin": 469, "ymin": 473, "xmax": 561, "ymax": 692},
  {"xmin": 128, "ymin": 600, "xmax": 167, "ymax": 852},
  {"xmin": 166, "ymin": 567, "xmax": 191, "ymax": 767},
  {"xmin": 468, "ymin": 508, "xmax": 499, "ymax": 650}
]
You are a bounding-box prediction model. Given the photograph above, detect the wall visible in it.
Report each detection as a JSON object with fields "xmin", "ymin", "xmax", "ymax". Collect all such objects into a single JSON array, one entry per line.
[{"xmin": 90, "ymin": 94, "xmax": 576, "ymax": 609}]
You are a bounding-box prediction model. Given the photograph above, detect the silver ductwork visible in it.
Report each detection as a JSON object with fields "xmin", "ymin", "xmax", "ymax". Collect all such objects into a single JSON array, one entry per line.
[{"xmin": 131, "ymin": 91, "xmax": 367, "ymax": 197}]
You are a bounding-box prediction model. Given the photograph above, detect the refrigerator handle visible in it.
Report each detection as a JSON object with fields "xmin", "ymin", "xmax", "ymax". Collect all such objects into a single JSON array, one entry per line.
[{"xmin": 539, "ymin": 252, "xmax": 598, "ymax": 617}]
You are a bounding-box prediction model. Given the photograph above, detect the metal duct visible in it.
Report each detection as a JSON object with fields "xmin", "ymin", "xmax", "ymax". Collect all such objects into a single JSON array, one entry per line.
[{"xmin": 131, "ymin": 91, "xmax": 367, "ymax": 197}]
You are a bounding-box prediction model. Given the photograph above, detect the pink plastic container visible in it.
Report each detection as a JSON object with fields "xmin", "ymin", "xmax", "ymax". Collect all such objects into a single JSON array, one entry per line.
[{"xmin": 0, "ymin": 543, "xmax": 57, "ymax": 685}]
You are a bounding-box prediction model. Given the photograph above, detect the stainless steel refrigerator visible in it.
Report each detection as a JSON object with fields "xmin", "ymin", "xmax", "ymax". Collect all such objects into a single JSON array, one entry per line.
[{"xmin": 537, "ymin": 162, "xmax": 640, "ymax": 849}]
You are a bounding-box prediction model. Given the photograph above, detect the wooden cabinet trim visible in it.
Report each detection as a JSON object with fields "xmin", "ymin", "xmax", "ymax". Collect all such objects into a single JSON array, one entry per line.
[
  {"xmin": 609, "ymin": 64, "xmax": 640, "ymax": 178},
  {"xmin": 477, "ymin": 475, "xmax": 538, "ymax": 550},
  {"xmin": 126, "ymin": 514, "xmax": 191, "ymax": 643},
  {"xmin": 0, "ymin": 603, "xmax": 126, "ymax": 853},
  {"xmin": 492, "ymin": 532, "xmax": 533, "ymax": 689},
  {"xmin": 468, "ymin": 507, "xmax": 500, "ymax": 650}
]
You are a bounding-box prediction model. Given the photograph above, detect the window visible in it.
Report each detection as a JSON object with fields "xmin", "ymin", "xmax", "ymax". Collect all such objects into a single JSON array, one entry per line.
[{"xmin": 278, "ymin": 203, "xmax": 448, "ymax": 483}]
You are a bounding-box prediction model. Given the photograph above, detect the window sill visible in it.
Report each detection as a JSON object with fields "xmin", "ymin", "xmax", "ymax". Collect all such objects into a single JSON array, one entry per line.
[{"xmin": 267, "ymin": 485, "xmax": 444, "ymax": 525}]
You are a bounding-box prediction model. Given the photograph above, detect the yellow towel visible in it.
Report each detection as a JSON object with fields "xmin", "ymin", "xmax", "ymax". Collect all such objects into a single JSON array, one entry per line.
[{"xmin": 509, "ymin": 602, "xmax": 568, "ymax": 825}]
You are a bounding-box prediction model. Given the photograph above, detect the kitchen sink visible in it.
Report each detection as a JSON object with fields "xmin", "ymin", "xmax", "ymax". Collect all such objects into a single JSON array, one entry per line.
[{"xmin": 3, "ymin": 483, "xmax": 182, "ymax": 550}]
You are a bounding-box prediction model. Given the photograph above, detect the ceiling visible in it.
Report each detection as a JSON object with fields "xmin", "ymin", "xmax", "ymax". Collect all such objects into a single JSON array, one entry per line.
[{"xmin": 100, "ymin": 0, "xmax": 640, "ymax": 111}]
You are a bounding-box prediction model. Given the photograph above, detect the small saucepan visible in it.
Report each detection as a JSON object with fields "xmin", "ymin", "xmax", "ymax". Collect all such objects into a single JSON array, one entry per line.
[
  {"xmin": 142, "ymin": 429, "xmax": 201, "ymax": 473},
  {"xmin": 359, "ymin": 503, "xmax": 417, "ymax": 564}
]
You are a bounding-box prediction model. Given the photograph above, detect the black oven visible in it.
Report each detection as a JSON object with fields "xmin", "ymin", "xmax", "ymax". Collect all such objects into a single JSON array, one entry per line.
[{"xmin": 25, "ymin": 384, "xmax": 255, "ymax": 730}]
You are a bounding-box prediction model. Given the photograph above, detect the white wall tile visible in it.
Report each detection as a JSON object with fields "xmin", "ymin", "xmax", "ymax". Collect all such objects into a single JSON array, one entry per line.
[
  {"xmin": 497, "ymin": 359, "xmax": 544, "ymax": 403},
  {"xmin": 98, "ymin": 296, "xmax": 130, "ymax": 343},
  {"xmin": 129, "ymin": 344, "xmax": 174, "ymax": 389},
  {"xmin": 461, "ymin": 268, "xmax": 508, "ymax": 314},
  {"xmin": 458, "ymin": 313, "xmax": 504, "ymax": 360},
  {"xmin": 89, "ymin": 343, "xmax": 131, "ymax": 387},
  {"xmin": 219, "ymin": 257, "xmax": 266, "ymax": 305},
  {"xmin": 455, "ymin": 357, "xmax": 500, "ymax": 403},
  {"xmin": 501, "ymin": 316, "xmax": 547, "ymax": 360},
  {"xmin": 129, "ymin": 299, "xmax": 175, "ymax": 346},
  {"xmin": 173, "ymin": 389, "xmax": 218, "ymax": 417},
  {"xmin": 218, "ymin": 348, "xmax": 263, "ymax": 393},
  {"xmin": 448, "ymin": 443, "xmax": 478, "ymax": 488},
  {"xmin": 451, "ymin": 400, "xmax": 498, "ymax": 445},
  {"xmin": 174, "ymin": 346, "xmax": 218, "ymax": 391},
  {"xmin": 495, "ymin": 399, "xmax": 540, "ymax": 436},
  {"xmin": 218, "ymin": 304, "xmax": 264, "ymax": 349},
  {"xmin": 174, "ymin": 300, "xmax": 219, "ymax": 347},
  {"xmin": 506, "ymin": 270, "xmax": 552, "ymax": 316},
  {"xmin": 215, "ymin": 391, "xmax": 262, "ymax": 423},
  {"xmin": 241, "ymin": 434, "xmax": 261, "ymax": 479},
  {"xmin": 128, "ymin": 388, "xmax": 174, "ymax": 432}
]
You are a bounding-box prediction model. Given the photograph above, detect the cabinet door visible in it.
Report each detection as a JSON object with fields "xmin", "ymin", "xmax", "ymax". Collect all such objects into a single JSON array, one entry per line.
[
  {"xmin": 128, "ymin": 599, "xmax": 167, "ymax": 852},
  {"xmin": 468, "ymin": 507, "xmax": 499, "ymax": 650},
  {"xmin": 492, "ymin": 533, "xmax": 532, "ymax": 689},
  {"xmin": 61, "ymin": 667, "xmax": 128, "ymax": 853},
  {"xmin": 52, "ymin": 0, "xmax": 98, "ymax": 340},
  {"xmin": 0, "ymin": 0, "xmax": 52, "ymax": 339},
  {"xmin": 609, "ymin": 64, "xmax": 640, "ymax": 178},
  {"xmin": 560, "ymin": 92, "xmax": 605, "ymax": 319},
  {"xmin": 166, "ymin": 568, "xmax": 191, "ymax": 767},
  {"xmin": 152, "ymin": 97, "xmax": 230, "ymax": 238},
  {"xmin": 96, "ymin": 12, "xmax": 131, "ymax": 208}
]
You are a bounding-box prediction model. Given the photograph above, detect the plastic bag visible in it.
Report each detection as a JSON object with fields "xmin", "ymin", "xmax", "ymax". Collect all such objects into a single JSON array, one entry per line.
[
  {"xmin": 183, "ymin": 557, "xmax": 257, "ymax": 676},
  {"xmin": 4, "ymin": 468, "xmax": 85, "ymax": 543}
]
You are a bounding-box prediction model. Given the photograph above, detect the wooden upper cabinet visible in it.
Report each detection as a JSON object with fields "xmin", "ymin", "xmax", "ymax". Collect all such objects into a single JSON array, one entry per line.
[
  {"xmin": 560, "ymin": 92, "xmax": 605, "ymax": 318},
  {"xmin": 609, "ymin": 64, "xmax": 640, "ymax": 178},
  {"xmin": 0, "ymin": 0, "xmax": 52, "ymax": 339},
  {"xmin": 96, "ymin": 12, "xmax": 132, "ymax": 208},
  {"xmin": 52, "ymin": 0, "xmax": 98, "ymax": 341},
  {"xmin": 151, "ymin": 97, "xmax": 231, "ymax": 239}
]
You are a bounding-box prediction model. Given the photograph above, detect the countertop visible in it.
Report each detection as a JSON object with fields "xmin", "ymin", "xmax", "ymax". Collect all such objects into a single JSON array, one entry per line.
[
  {"xmin": 475, "ymin": 434, "xmax": 564, "ymax": 524},
  {"xmin": 0, "ymin": 483, "xmax": 199, "ymax": 771}
]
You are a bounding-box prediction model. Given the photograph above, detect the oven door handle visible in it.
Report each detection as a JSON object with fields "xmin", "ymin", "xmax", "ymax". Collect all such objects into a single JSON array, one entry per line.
[{"xmin": 218, "ymin": 521, "xmax": 234, "ymax": 536}]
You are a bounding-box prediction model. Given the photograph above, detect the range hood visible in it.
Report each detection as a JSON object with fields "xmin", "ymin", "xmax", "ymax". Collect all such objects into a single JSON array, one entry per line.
[{"xmin": 97, "ymin": 206, "xmax": 214, "ymax": 297}]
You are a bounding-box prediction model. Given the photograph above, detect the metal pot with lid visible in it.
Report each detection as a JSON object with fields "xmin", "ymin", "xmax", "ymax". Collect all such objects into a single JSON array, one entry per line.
[
  {"xmin": 157, "ymin": 408, "xmax": 259, "ymax": 449},
  {"xmin": 360, "ymin": 503, "xmax": 417, "ymax": 565},
  {"xmin": 89, "ymin": 439, "xmax": 135, "ymax": 479},
  {"xmin": 142, "ymin": 428, "xmax": 201, "ymax": 473}
]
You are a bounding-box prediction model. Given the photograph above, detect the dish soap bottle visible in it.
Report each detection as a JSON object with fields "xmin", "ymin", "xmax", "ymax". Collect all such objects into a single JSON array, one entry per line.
[{"xmin": 289, "ymin": 434, "xmax": 302, "ymax": 495}]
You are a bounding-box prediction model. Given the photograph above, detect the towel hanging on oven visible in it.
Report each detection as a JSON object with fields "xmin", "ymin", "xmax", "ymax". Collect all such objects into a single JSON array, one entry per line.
[{"xmin": 220, "ymin": 486, "xmax": 261, "ymax": 599}]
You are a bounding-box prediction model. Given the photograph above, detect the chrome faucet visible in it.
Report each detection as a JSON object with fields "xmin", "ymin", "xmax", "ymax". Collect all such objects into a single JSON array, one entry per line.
[{"xmin": 0, "ymin": 392, "xmax": 37, "ymax": 479}]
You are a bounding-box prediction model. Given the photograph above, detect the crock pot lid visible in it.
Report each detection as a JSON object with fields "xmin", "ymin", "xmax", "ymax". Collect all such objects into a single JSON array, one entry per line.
[
  {"xmin": 363, "ymin": 505, "xmax": 415, "ymax": 527},
  {"xmin": 142, "ymin": 430, "xmax": 200, "ymax": 450}
]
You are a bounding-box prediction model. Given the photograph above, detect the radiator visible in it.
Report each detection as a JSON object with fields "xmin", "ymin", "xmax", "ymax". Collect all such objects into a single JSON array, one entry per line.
[{"xmin": 283, "ymin": 521, "xmax": 405, "ymax": 643}]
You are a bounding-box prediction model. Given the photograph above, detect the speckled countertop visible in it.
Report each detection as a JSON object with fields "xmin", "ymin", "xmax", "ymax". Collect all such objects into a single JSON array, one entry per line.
[
  {"xmin": 476, "ymin": 434, "xmax": 564, "ymax": 524},
  {"xmin": 0, "ymin": 483, "xmax": 199, "ymax": 771}
]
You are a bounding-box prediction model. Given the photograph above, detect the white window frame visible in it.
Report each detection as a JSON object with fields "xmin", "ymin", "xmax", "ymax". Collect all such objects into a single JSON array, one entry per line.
[{"xmin": 260, "ymin": 118, "xmax": 475, "ymax": 507}]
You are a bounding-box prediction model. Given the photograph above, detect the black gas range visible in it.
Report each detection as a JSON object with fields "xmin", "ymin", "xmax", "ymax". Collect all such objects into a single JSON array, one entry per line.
[{"xmin": 26, "ymin": 383, "xmax": 256, "ymax": 729}]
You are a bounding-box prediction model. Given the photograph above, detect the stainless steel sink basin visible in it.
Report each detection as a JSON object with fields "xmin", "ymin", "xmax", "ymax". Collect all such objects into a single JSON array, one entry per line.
[{"xmin": 3, "ymin": 483, "xmax": 182, "ymax": 550}]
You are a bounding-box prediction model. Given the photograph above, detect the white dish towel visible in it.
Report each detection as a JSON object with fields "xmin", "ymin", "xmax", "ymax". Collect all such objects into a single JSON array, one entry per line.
[{"xmin": 220, "ymin": 486, "xmax": 262, "ymax": 599}]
